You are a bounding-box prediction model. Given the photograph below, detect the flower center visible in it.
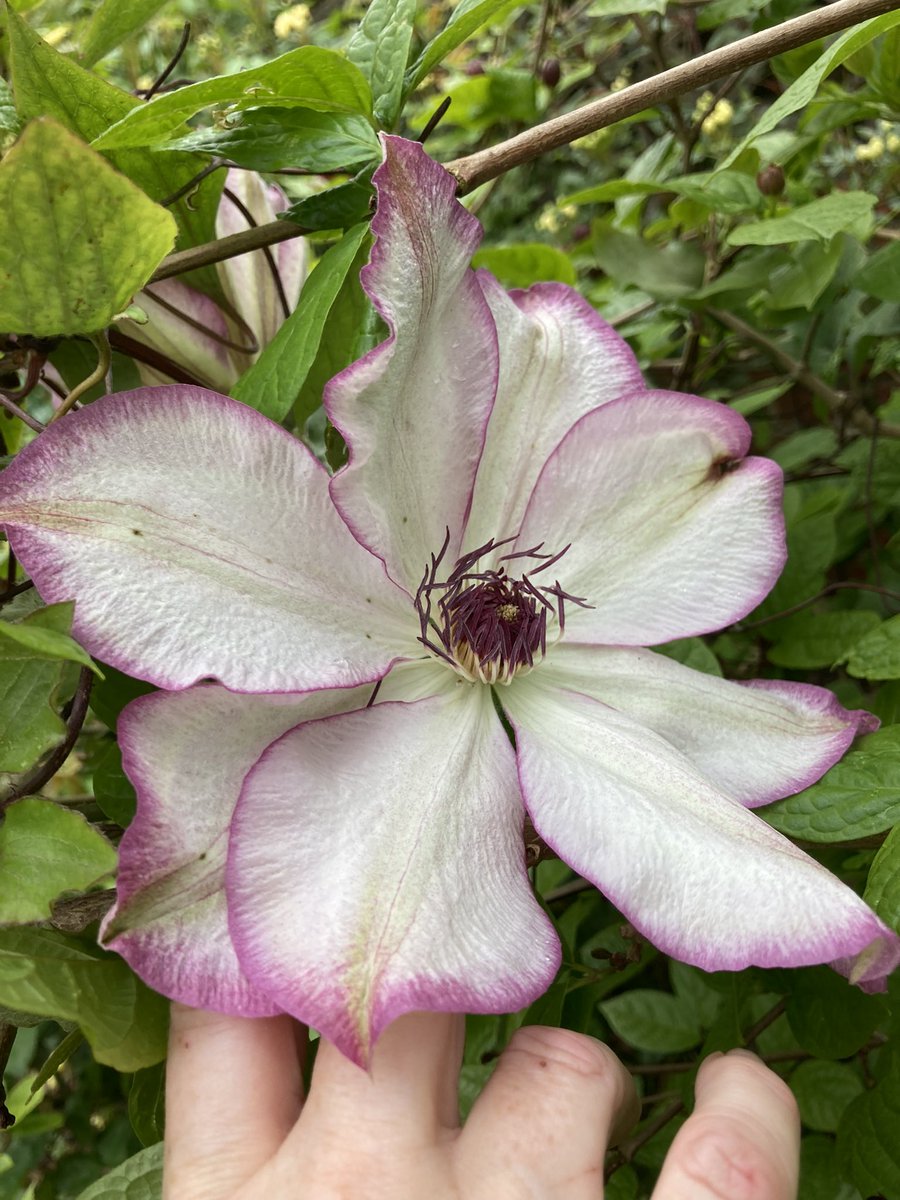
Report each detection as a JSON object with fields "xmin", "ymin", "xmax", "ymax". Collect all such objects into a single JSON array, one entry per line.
[{"xmin": 415, "ymin": 533, "xmax": 590, "ymax": 685}]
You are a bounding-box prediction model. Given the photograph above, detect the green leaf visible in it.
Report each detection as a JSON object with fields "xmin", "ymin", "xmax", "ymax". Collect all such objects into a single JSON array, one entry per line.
[
  {"xmin": 854, "ymin": 240, "xmax": 900, "ymax": 303},
  {"xmin": 791, "ymin": 1060, "xmax": 864, "ymax": 1132},
  {"xmin": 766, "ymin": 611, "xmax": 881, "ymax": 670},
  {"xmin": 30, "ymin": 1027, "xmax": 85, "ymax": 1095},
  {"xmin": 231, "ymin": 222, "xmax": 370, "ymax": 421},
  {"xmin": 89, "ymin": 666, "xmax": 155, "ymax": 732},
  {"xmin": 719, "ymin": 10, "xmax": 900, "ymax": 170},
  {"xmin": 163, "ymin": 107, "xmax": 380, "ymax": 172},
  {"xmin": 726, "ymin": 192, "xmax": 876, "ymax": 247},
  {"xmin": 0, "ymin": 602, "xmax": 103, "ymax": 676},
  {"xmin": 656, "ymin": 637, "xmax": 722, "ymax": 676},
  {"xmin": 764, "ymin": 726, "xmax": 900, "ymax": 842},
  {"xmin": 471, "ymin": 243, "xmax": 576, "ymax": 287},
  {"xmin": 864, "ymin": 824, "xmax": 900, "ymax": 934},
  {"xmin": 93, "ymin": 47, "xmax": 374, "ymax": 151},
  {"xmin": 798, "ymin": 1134, "xmax": 861, "ymax": 1200},
  {"xmin": 128, "ymin": 1062, "xmax": 165, "ymax": 1147},
  {"xmin": 0, "ymin": 927, "xmax": 168, "ymax": 1070},
  {"xmin": 347, "ymin": 0, "xmax": 416, "ymax": 128},
  {"xmin": 294, "ymin": 231, "xmax": 372, "ymax": 427},
  {"xmin": 282, "ymin": 179, "xmax": 375, "ymax": 232},
  {"xmin": 74, "ymin": 1142, "xmax": 163, "ymax": 1200},
  {"xmin": 0, "ymin": 799, "xmax": 116, "ymax": 925},
  {"xmin": 91, "ymin": 740, "xmax": 138, "ymax": 827},
  {"xmin": 0, "ymin": 603, "xmax": 84, "ymax": 773},
  {"xmin": 592, "ymin": 227, "xmax": 704, "ymax": 298},
  {"xmin": 787, "ymin": 966, "xmax": 884, "ymax": 1059},
  {"xmin": 0, "ymin": 655, "xmax": 66, "ymax": 773},
  {"xmin": 0, "ymin": 119, "xmax": 176, "ymax": 336},
  {"xmin": 565, "ymin": 170, "xmax": 758, "ymax": 215},
  {"xmin": 837, "ymin": 1042, "xmax": 900, "ymax": 1199},
  {"xmin": 404, "ymin": 0, "xmax": 522, "ymax": 93},
  {"xmin": 846, "ymin": 615, "xmax": 900, "ymax": 680},
  {"xmin": 4, "ymin": 7, "xmax": 223, "ymax": 297},
  {"xmin": 600, "ymin": 989, "xmax": 702, "ymax": 1053},
  {"xmin": 78, "ymin": 0, "xmax": 173, "ymax": 68},
  {"xmin": 767, "ymin": 237, "xmax": 845, "ymax": 311}
]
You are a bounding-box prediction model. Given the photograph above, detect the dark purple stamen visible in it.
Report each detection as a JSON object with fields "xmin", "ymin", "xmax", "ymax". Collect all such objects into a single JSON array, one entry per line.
[{"xmin": 415, "ymin": 532, "xmax": 591, "ymax": 684}]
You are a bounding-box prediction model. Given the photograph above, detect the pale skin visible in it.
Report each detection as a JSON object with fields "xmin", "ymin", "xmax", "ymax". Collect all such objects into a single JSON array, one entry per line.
[{"xmin": 165, "ymin": 1005, "xmax": 801, "ymax": 1199}]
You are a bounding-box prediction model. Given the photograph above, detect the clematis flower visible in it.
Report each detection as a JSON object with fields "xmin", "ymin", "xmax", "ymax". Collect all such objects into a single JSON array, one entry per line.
[
  {"xmin": 1, "ymin": 137, "xmax": 897, "ymax": 1066},
  {"xmin": 120, "ymin": 168, "xmax": 307, "ymax": 390}
]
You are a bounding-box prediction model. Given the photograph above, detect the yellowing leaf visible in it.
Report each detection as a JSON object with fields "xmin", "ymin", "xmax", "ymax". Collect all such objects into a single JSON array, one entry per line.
[{"xmin": 0, "ymin": 118, "xmax": 176, "ymax": 336}]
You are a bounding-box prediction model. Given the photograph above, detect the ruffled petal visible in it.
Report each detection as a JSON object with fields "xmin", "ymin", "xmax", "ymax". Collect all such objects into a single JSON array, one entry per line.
[
  {"xmin": 0, "ymin": 387, "xmax": 411, "ymax": 691},
  {"xmin": 537, "ymin": 642, "xmax": 878, "ymax": 806},
  {"xmin": 463, "ymin": 276, "xmax": 643, "ymax": 552},
  {"xmin": 503, "ymin": 674, "xmax": 900, "ymax": 989},
  {"xmin": 326, "ymin": 135, "xmax": 499, "ymax": 594},
  {"xmin": 102, "ymin": 682, "xmax": 374, "ymax": 1015},
  {"xmin": 516, "ymin": 389, "xmax": 785, "ymax": 644},
  {"xmin": 227, "ymin": 686, "xmax": 560, "ymax": 1066}
]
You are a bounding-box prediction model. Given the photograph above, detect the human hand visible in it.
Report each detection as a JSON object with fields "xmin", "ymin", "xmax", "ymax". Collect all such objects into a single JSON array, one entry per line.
[{"xmin": 163, "ymin": 1005, "xmax": 800, "ymax": 1199}]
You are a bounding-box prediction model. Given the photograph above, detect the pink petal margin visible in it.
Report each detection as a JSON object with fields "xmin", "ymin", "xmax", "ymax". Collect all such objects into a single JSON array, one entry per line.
[
  {"xmin": 326, "ymin": 135, "xmax": 500, "ymax": 594},
  {"xmin": 226, "ymin": 689, "xmax": 560, "ymax": 1066}
]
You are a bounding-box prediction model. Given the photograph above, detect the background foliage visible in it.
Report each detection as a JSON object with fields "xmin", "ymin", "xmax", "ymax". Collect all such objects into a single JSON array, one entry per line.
[{"xmin": 1, "ymin": 0, "xmax": 899, "ymax": 1196}]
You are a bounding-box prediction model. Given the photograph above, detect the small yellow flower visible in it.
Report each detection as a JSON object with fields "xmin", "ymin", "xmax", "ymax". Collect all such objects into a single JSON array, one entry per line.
[
  {"xmin": 692, "ymin": 91, "xmax": 715, "ymax": 123},
  {"xmin": 856, "ymin": 136, "xmax": 885, "ymax": 162},
  {"xmin": 274, "ymin": 3, "xmax": 312, "ymax": 40},
  {"xmin": 702, "ymin": 99, "xmax": 734, "ymax": 136},
  {"xmin": 536, "ymin": 207, "xmax": 561, "ymax": 234},
  {"xmin": 41, "ymin": 24, "xmax": 70, "ymax": 48},
  {"xmin": 886, "ymin": 133, "xmax": 900, "ymax": 154}
]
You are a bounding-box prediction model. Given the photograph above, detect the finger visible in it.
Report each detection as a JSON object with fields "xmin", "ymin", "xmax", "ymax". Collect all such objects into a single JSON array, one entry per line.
[
  {"xmin": 652, "ymin": 1049, "xmax": 800, "ymax": 1200},
  {"xmin": 299, "ymin": 1012, "xmax": 465, "ymax": 1145},
  {"xmin": 164, "ymin": 1004, "xmax": 304, "ymax": 1200},
  {"xmin": 459, "ymin": 1025, "xmax": 640, "ymax": 1198}
]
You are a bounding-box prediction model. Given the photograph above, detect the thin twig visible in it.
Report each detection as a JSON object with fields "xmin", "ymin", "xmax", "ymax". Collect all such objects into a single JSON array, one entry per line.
[
  {"xmin": 735, "ymin": 580, "xmax": 900, "ymax": 630},
  {"xmin": 161, "ymin": 156, "xmax": 226, "ymax": 208},
  {"xmin": 710, "ymin": 308, "xmax": 900, "ymax": 438},
  {"xmin": 141, "ymin": 21, "xmax": 191, "ymax": 101},
  {"xmin": 445, "ymin": 0, "xmax": 900, "ymax": 191},
  {"xmin": 0, "ymin": 392, "xmax": 44, "ymax": 432},
  {"xmin": 418, "ymin": 97, "xmax": 453, "ymax": 144},
  {"xmin": 0, "ymin": 668, "xmax": 94, "ymax": 812},
  {"xmin": 743, "ymin": 997, "xmax": 788, "ymax": 1049},
  {"xmin": 49, "ymin": 333, "xmax": 111, "ymax": 423}
]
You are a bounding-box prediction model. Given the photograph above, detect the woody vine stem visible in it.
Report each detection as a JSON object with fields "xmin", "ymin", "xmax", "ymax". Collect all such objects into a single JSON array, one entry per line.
[{"xmin": 150, "ymin": 0, "xmax": 900, "ymax": 282}]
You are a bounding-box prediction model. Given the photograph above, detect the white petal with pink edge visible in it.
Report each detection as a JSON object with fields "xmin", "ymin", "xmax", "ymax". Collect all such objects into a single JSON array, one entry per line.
[
  {"xmin": 463, "ymin": 276, "xmax": 643, "ymax": 554},
  {"xmin": 503, "ymin": 673, "xmax": 900, "ymax": 989},
  {"xmin": 516, "ymin": 389, "xmax": 785, "ymax": 644},
  {"xmin": 0, "ymin": 387, "xmax": 413, "ymax": 691},
  {"xmin": 102, "ymin": 682, "xmax": 375, "ymax": 1015},
  {"xmin": 535, "ymin": 642, "xmax": 877, "ymax": 806},
  {"xmin": 227, "ymin": 686, "xmax": 560, "ymax": 1066},
  {"xmin": 326, "ymin": 135, "xmax": 499, "ymax": 594}
]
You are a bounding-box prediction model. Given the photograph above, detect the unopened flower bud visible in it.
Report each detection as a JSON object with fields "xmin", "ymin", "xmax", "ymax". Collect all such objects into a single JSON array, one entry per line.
[
  {"xmin": 540, "ymin": 58, "xmax": 561, "ymax": 88},
  {"xmin": 756, "ymin": 164, "xmax": 785, "ymax": 196}
]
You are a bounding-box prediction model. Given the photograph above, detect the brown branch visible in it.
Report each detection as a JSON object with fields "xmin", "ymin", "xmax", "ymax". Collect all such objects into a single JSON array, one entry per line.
[
  {"xmin": 149, "ymin": 218, "xmax": 308, "ymax": 283},
  {"xmin": 146, "ymin": 0, "xmax": 900, "ymax": 285},
  {"xmin": 445, "ymin": 0, "xmax": 900, "ymax": 191}
]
